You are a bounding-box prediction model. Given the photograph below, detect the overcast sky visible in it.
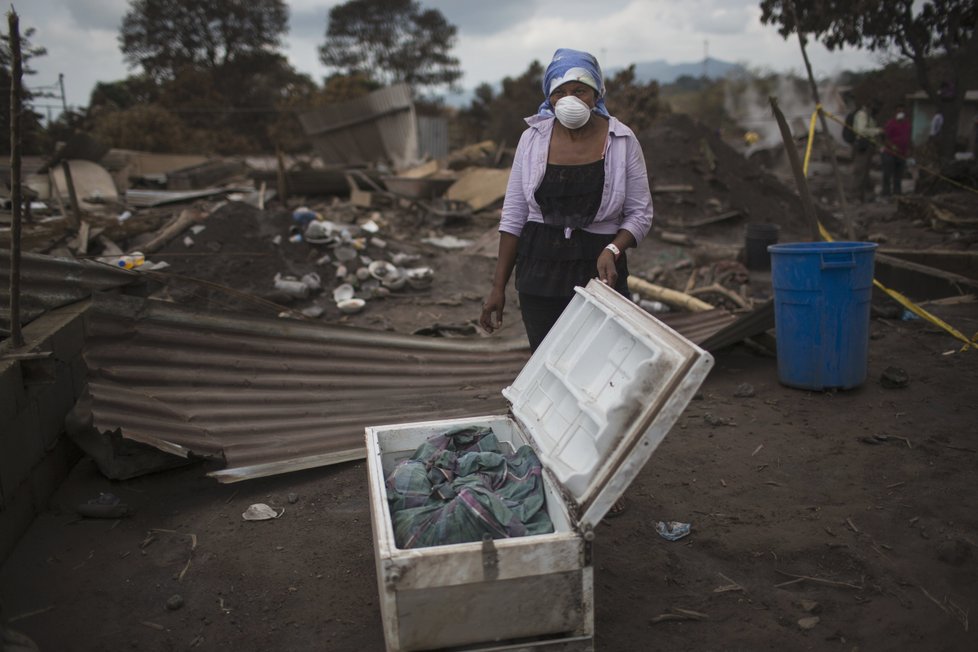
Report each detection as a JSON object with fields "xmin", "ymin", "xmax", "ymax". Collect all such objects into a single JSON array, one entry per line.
[{"xmin": 20, "ymin": 0, "xmax": 881, "ymax": 119}]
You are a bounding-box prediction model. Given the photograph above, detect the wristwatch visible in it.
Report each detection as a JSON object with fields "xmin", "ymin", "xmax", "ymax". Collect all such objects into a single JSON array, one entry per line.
[{"xmin": 604, "ymin": 243, "xmax": 621, "ymax": 260}]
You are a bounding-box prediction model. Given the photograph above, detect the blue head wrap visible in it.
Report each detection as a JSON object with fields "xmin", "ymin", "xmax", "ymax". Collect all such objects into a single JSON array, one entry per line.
[{"xmin": 538, "ymin": 48, "xmax": 610, "ymax": 118}]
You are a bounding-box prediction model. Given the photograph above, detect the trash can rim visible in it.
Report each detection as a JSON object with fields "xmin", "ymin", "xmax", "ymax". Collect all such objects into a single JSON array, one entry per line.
[{"xmin": 767, "ymin": 241, "xmax": 878, "ymax": 254}]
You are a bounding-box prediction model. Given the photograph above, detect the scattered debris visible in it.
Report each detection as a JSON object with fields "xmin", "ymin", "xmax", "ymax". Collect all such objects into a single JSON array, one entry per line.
[
  {"xmin": 444, "ymin": 167, "xmax": 509, "ymax": 211},
  {"xmin": 704, "ymin": 413, "xmax": 735, "ymax": 427},
  {"xmin": 421, "ymin": 235, "xmax": 473, "ymax": 249},
  {"xmin": 734, "ymin": 382, "xmax": 755, "ymax": 397},
  {"xmin": 797, "ymin": 616, "xmax": 820, "ymax": 630},
  {"xmin": 76, "ymin": 493, "xmax": 131, "ymax": 519},
  {"xmin": 242, "ymin": 504, "xmax": 283, "ymax": 521},
  {"xmin": 655, "ymin": 521, "xmax": 692, "ymax": 541},
  {"xmin": 880, "ymin": 366, "xmax": 910, "ymax": 388},
  {"xmin": 859, "ymin": 434, "xmax": 912, "ymax": 448},
  {"xmin": 650, "ymin": 608, "xmax": 708, "ymax": 624},
  {"xmin": 713, "ymin": 573, "xmax": 745, "ymax": 593},
  {"xmin": 165, "ymin": 595, "xmax": 184, "ymax": 611},
  {"xmin": 774, "ymin": 570, "xmax": 864, "ymax": 591}
]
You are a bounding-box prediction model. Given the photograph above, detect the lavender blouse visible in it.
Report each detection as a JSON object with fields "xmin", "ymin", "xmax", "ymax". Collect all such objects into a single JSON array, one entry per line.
[{"xmin": 499, "ymin": 115, "xmax": 654, "ymax": 244}]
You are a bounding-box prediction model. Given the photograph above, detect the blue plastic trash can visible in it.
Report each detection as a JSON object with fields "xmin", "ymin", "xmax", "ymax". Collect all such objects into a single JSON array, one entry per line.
[{"xmin": 768, "ymin": 242, "xmax": 878, "ymax": 390}]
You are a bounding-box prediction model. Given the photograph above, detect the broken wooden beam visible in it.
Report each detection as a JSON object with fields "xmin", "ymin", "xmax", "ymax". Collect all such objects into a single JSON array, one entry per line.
[
  {"xmin": 657, "ymin": 231, "xmax": 695, "ymax": 246},
  {"xmin": 652, "ymin": 184, "xmax": 695, "ymax": 194},
  {"xmin": 627, "ymin": 276, "xmax": 714, "ymax": 312}
]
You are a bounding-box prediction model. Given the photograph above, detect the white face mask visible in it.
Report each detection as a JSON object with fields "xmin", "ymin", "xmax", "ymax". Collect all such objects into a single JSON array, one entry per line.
[
  {"xmin": 554, "ymin": 96, "xmax": 592, "ymax": 130},
  {"xmin": 896, "ymin": 112, "xmax": 906, "ymax": 120}
]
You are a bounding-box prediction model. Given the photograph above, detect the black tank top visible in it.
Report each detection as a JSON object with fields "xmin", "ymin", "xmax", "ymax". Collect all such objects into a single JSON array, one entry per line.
[{"xmin": 533, "ymin": 159, "xmax": 605, "ymax": 229}]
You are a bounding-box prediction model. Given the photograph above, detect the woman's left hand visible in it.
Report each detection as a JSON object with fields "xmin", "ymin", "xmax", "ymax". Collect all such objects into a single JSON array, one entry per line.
[{"xmin": 597, "ymin": 249, "xmax": 618, "ymax": 287}]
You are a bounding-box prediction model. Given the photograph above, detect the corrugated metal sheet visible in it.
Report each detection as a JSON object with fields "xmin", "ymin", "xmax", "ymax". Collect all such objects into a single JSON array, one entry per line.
[
  {"xmin": 657, "ymin": 308, "xmax": 738, "ymax": 349},
  {"xmin": 700, "ymin": 301, "xmax": 774, "ymax": 351},
  {"xmin": 417, "ymin": 115, "xmax": 449, "ymax": 160},
  {"xmin": 657, "ymin": 303, "xmax": 774, "ymax": 352},
  {"xmin": 82, "ymin": 293, "xmax": 530, "ymax": 483},
  {"xmin": 0, "ymin": 250, "xmax": 138, "ymax": 336},
  {"xmin": 298, "ymin": 84, "xmax": 419, "ymax": 168},
  {"xmin": 5, "ymin": 260, "xmax": 770, "ymax": 483},
  {"xmin": 126, "ymin": 187, "xmax": 238, "ymax": 207}
]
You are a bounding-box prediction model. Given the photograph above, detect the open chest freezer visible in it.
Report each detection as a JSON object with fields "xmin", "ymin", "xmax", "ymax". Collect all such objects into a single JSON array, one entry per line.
[{"xmin": 366, "ymin": 279, "xmax": 714, "ymax": 651}]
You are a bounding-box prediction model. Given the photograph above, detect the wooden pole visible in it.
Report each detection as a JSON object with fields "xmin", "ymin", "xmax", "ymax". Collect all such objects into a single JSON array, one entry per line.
[
  {"xmin": 8, "ymin": 9, "xmax": 24, "ymax": 347},
  {"xmin": 789, "ymin": 1, "xmax": 854, "ymax": 240},
  {"xmin": 275, "ymin": 146, "xmax": 289, "ymax": 205},
  {"xmin": 770, "ymin": 96, "xmax": 821, "ymax": 242},
  {"xmin": 626, "ymin": 276, "xmax": 715, "ymax": 312},
  {"xmin": 60, "ymin": 159, "xmax": 82, "ymax": 228}
]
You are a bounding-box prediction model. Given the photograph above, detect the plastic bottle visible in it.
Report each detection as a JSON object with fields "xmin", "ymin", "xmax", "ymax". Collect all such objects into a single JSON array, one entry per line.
[{"xmin": 115, "ymin": 252, "xmax": 146, "ymax": 269}]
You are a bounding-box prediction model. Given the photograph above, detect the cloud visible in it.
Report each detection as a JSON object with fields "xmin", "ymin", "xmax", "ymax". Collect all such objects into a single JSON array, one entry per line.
[
  {"xmin": 18, "ymin": 1, "xmax": 128, "ymax": 107},
  {"xmin": 689, "ymin": 3, "xmax": 755, "ymax": 35},
  {"xmin": 17, "ymin": 0, "xmax": 880, "ymax": 114},
  {"xmin": 427, "ymin": 0, "xmax": 528, "ymax": 36},
  {"xmin": 64, "ymin": 0, "xmax": 129, "ymax": 31},
  {"xmin": 289, "ymin": 7, "xmax": 329, "ymax": 40}
]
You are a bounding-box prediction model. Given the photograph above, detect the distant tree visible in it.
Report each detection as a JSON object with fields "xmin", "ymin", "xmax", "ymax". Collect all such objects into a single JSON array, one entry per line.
[
  {"xmin": 319, "ymin": 0, "xmax": 462, "ymax": 93},
  {"xmin": 457, "ymin": 61, "xmax": 663, "ymax": 146},
  {"xmin": 120, "ymin": 0, "xmax": 289, "ymax": 82},
  {"xmin": 90, "ymin": 104, "xmax": 196, "ymax": 153},
  {"xmin": 116, "ymin": 1, "xmax": 317, "ymax": 152},
  {"xmin": 1, "ymin": 25, "xmax": 48, "ymax": 154},
  {"xmin": 456, "ymin": 61, "xmax": 543, "ymax": 148},
  {"xmin": 604, "ymin": 65, "xmax": 662, "ymax": 135},
  {"xmin": 89, "ymin": 75, "xmax": 159, "ymax": 111},
  {"xmin": 759, "ymin": 0, "xmax": 978, "ymax": 159}
]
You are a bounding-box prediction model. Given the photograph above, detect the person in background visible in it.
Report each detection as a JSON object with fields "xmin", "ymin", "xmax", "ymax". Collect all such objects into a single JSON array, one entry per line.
[
  {"xmin": 479, "ymin": 48, "xmax": 653, "ymax": 353},
  {"xmin": 852, "ymin": 99, "xmax": 883, "ymax": 202},
  {"xmin": 881, "ymin": 104, "xmax": 912, "ymax": 197},
  {"xmin": 929, "ymin": 109, "xmax": 944, "ymax": 142},
  {"xmin": 479, "ymin": 49, "xmax": 653, "ymax": 518}
]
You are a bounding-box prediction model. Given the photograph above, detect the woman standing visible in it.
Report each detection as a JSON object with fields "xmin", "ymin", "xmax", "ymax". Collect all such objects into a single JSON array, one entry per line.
[{"xmin": 479, "ymin": 48, "xmax": 653, "ymax": 352}]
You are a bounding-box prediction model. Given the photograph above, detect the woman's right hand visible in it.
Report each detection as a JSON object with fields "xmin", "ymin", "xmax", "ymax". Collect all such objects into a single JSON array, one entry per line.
[{"xmin": 480, "ymin": 288, "xmax": 506, "ymax": 333}]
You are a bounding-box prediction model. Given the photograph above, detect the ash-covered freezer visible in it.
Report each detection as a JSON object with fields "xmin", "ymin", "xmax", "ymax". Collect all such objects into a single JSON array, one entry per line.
[{"xmin": 366, "ymin": 279, "xmax": 714, "ymax": 651}]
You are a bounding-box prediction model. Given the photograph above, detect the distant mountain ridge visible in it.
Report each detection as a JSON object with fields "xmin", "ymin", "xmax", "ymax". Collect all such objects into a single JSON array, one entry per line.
[
  {"xmin": 608, "ymin": 57, "xmax": 747, "ymax": 84},
  {"xmin": 442, "ymin": 57, "xmax": 747, "ymax": 107}
]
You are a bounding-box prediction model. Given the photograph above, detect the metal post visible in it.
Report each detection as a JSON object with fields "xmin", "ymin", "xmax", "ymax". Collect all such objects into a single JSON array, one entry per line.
[
  {"xmin": 8, "ymin": 10, "xmax": 24, "ymax": 347},
  {"xmin": 61, "ymin": 159, "xmax": 82, "ymax": 228},
  {"xmin": 58, "ymin": 73, "xmax": 68, "ymax": 115}
]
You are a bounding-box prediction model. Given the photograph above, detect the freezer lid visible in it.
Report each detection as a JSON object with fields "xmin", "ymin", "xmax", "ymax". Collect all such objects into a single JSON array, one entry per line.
[{"xmin": 503, "ymin": 279, "xmax": 714, "ymax": 534}]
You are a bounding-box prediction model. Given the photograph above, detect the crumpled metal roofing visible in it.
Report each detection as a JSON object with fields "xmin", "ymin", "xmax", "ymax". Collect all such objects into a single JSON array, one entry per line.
[
  {"xmin": 78, "ymin": 292, "xmax": 768, "ymax": 484},
  {"xmin": 0, "ymin": 249, "xmax": 138, "ymax": 336},
  {"xmin": 0, "ymin": 248, "xmax": 765, "ymax": 484},
  {"xmin": 298, "ymin": 83, "xmax": 419, "ymax": 168},
  {"xmin": 82, "ymin": 293, "xmax": 530, "ymax": 483}
]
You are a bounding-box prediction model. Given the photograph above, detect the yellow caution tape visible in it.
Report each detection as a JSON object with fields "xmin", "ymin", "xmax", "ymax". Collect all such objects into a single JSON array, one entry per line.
[
  {"xmin": 802, "ymin": 106, "xmax": 820, "ymax": 177},
  {"xmin": 790, "ymin": 102, "xmax": 976, "ymax": 350},
  {"xmin": 816, "ymin": 221, "xmax": 975, "ymax": 351},
  {"xmin": 872, "ymin": 279, "xmax": 978, "ymax": 351}
]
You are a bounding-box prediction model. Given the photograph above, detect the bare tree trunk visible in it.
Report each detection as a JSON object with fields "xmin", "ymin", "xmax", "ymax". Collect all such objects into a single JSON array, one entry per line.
[
  {"xmin": 8, "ymin": 10, "xmax": 24, "ymax": 347},
  {"xmin": 789, "ymin": 2, "xmax": 853, "ymax": 240},
  {"xmin": 770, "ymin": 97, "xmax": 821, "ymax": 242}
]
